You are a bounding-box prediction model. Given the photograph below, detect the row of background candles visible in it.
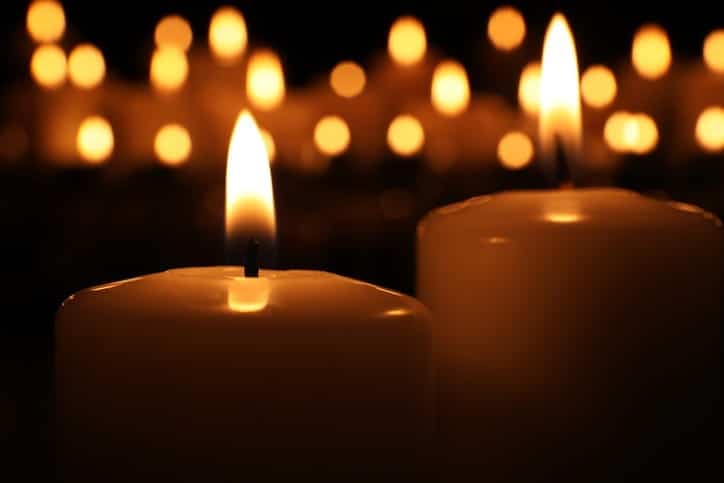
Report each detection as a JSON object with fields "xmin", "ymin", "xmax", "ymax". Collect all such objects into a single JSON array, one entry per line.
[{"xmin": 1, "ymin": 1, "xmax": 723, "ymax": 176}]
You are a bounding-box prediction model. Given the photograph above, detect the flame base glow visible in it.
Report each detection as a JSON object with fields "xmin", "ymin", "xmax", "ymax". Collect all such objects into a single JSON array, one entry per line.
[
  {"xmin": 539, "ymin": 14, "xmax": 582, "ymax": 171},
  {"xmin": 225, "ymin": 111, "xmax": 276, "ymax": 246}
]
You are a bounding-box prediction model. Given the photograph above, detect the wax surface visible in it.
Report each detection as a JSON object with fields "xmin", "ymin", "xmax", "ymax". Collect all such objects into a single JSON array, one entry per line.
[
  {"xmin": 56, "ymin": 267, "xmax": 433, "ymax": 481},
  {"xmin": 418, "ymin": 188, "xmax": 722, "ymax": 481}
]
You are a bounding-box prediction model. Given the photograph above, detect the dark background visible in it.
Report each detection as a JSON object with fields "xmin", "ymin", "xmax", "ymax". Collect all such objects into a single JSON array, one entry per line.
[{"xmin": 1, "ymin": 1, "xmax": 722, "ymax": 480}]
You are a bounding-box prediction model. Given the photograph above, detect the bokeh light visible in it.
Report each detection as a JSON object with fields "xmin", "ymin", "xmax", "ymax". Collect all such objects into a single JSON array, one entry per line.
[
  {"xmin": 26, "ymin": 1, "xmax": 65, "ymax": 43},
  {"xmin": 246, "ymin": 50, "xmax": 285, "ymax": 110},
  {"xmin": 431, "ymin": 60, "xmax": 470, "ymax": 117},
  {"xmin": 604, "ymin": 111, "xmax": 658, "ymax": 154},
  {"xmin": 77, "ymin": 116, "xmax": 113, "ymax": 164},
  {"xmin": 632, "ymin": 24, "xmax": 672, "ymax": 80},
  {"xmin": 695, "ymin": 106, "xmax": 724, "ymax": 152},
  {"xmin": 314, "ymin": 115, "xmax": 351, "ymax": 156},
  {"xmin": 518, "ymin": 62, "xmax": 541, "ymax": 116},
  {"xmin": 150, "ymin": 46, "xmax": 188, "ymax": 93},
  {"xmin": 497, "ymin": 131, "xmax": 534, "ymax": 170},
  {"xmin": 209, "ymin": 7, "xmax": 247, "ymax": 63},
  {"xmin": 260, "ymin": 128, "xmax": 276, "ymax": 162},
  {"xmin": 30, "ymin": 44, "xmax": 66, "ymax": 89},
  {"xmin": 154, "ymin": 124, "xmax": 192, "ymax": 166},
  {"xmin": 155, "ymin": 15, "xmax": 193, "ymax": 52},
  {"xmin": 330, "ymin": 61, "xmax": 366, "ymax": 98},
  {"xmin": 580, "ymin": 65, "xmax": 617, "ymax": 109},
  {"xmin": 68, "ymin": 44, "xmax": 105, "ymax": 89},
  {"xmin": 703, "ymin": 30, "xmax": 724, "ymax": 74},
  {"xmin": 387, "ymin": 114, "xmax": 424, "ymax": 157},
  {"xmin": 388, "ymin": 16, "xmax": 427, "ymax": 66},
  {"xmin": 487, "ymin": 6, "xmax": 526, "ymax": 51}
]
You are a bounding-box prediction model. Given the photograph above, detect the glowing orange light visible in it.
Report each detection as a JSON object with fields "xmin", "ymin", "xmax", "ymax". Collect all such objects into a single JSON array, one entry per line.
[
  {"xmin": 431, "ymin": 60, "xmax": 470, "ymax": 117},
  {"xmin": 487, "ymin": 6, "xmax": 526, "ymax": 51},
  {"xmin": 30, "ymin": 44, "xmax": 66, "ymax": 89},
  {"xmin": 155, "ymin": 15, "xmax": 193, "ymax": 52},
  {"xmin": 580, "ymin": 65, "xmax": 617, "ymax": 109},
  {"xmin": 27, "ymin": 1, "xmax": 65, "ymax": 43},
  {"xmin": 314, "ymin": 116, "xmax": 351, "ymax": 156},
  {"xmin": 330, "ymin": 61, "xmax": 366, "ymax": 98},
  {"xmin": 150, "ymin": 46, "xmax": 188, "ymax": 93},
  {"xmin": 388, "ymin": 16, "xmax": 427, "ymax": 66},
  {"xmin": 518, "ymin": 62, "xmax": 541, "ymax": 116},
  {"xmin": 227, "ymin": 277, "xmax": 270, "ymax": 313},
  {"xmin": 154, "ymin": 124, "xmax": 192, "ymax": 166},
  {"xmin": 68, "ymin": 44, "xmax": 105, "ymax": 89},
  {"xmin": 246, "ymin": 50, "xmax": 285, "ymax": 110},
  {"xmin": 259, "ymin": 128, "xmax": 276, "ymax": 162},
  {"xmin": 632, "ymin": 24, "xmax": 672, "ymax": 80},
  {"xmin": 387, "ymin": 114, "xmax": 424, "ymax": 157},
  {"xmin": 539, "ymin": 13, "xmax": 582, "ymax": 165},
  {"xmin": 209, "ymin": 7, "xmax": 247, "ymax": 63},
  {"xmin": 497, "ymin": 131, "xmax": 534, "ymax": 170},
  {"xmin": 604, "ymin": 111, "xmax": 658, "ymax": 154},
  {"xmin": 703, "ymin": 30, "xmax": 724, "ymax": 73},
  {"xmin": 77, "ymin": 116, "xmax": 113, "ymax": 164},
  {"xmin": 696, "ymin": 106, "xmax": 724, "ymax": 152},
  {"xmin": 225, "ymin": 111, "xmax": 276, "ymax": 241}
]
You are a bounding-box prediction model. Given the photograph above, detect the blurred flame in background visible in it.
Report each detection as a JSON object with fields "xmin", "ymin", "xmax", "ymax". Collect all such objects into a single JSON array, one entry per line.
[
  {"xmin": 431, "ymin": 60, "xmax": 471, "ymax": 116},
  {"xmin": 246, "ymin": 50, "xmax": 285, "ymax": 110},
  {"xmin": 68, "ymin": 44, "xmax": 105, "ymax": 89},
  {"xmin": 260, "ymin": 128, "xmax": 276, "ymax": 163},
  {"xmin": 209, "ymin": 6, "xmax": 247, "ymax": 63},
  {"xmin": 314, "ymin": 116, "xmax": 351, "ymax": 156},
  {"xmin": 154, "ymin": 124, "xmax": 192, "ymax": 166},
  {"xmin": 31, "ymin": 44, "xmax": 66, "ymax": 89},
  {"xmin": 497, "ymin": 131, "xmax": 534, "ymax": 170},
  {"xmin": 487, "ymin": 6, "xmax": 526, "ymax": 51},
  {"xmin": 150, "ymin": 46, "xmax": 188, "ymax": 93},
  {"xmin": 604, "ymin": 111, "xmax": 658, "ymax": 154},
  {"xmin": 580, "ymin": 65, "xmax": 617, "ymax": 109},
  {"xmin": 155, "ymin": 15, "xmax": 193, "ymax": 52},
  {"xmin": 387, "ymin": 115, "xmax": 424, "ymax": 157},
  {"xmin": 27, "ymin": 0, "xmax": 65, "ymax": 43},
  {"xmin": 632, "ymin": 24, "xmax": 672, "ymax": 80},
  {"xmin": 330, "ymin": 61, "xmax": 366, "ymax": 98},
  {"xmin": 696, "ymin": 107, "xmax": 724, "ymax": 152},
  {"xmin": 388, "ymin": 16, "xmax": 427, "ymax": 66},
  {"xmin": 77, "ymin": 116, "xmax": 114, "ymax": 164},
  {"xmin": 518, "ymin": 62, "xmax": 541, "ymax": 116},
  {"xmin": 703, "ymin": 30, "xmax": 724, "ymax": 74}
]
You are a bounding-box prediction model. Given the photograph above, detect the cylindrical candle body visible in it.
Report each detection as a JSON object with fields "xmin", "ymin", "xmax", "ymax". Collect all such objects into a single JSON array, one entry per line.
[
  {"xmin": 418, "ymin": 188, "xmax": 721, "ymax": 480},
  {"xmin": 56, "ymin": 268, "xmax": 433, "ymax": 482}
]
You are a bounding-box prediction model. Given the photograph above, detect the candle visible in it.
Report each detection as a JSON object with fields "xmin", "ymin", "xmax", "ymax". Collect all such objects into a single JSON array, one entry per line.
[
  {"xmin": 417, "ymin": 14, "xmax": 722, "ymax": 480},
  {"xmin": 56, "ymin": 111, "xmax": 433, "ymax": 481}
]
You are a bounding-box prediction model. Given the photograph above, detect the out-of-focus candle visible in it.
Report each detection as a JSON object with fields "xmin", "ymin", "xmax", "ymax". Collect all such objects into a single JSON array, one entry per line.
[
  {"xmin": 388, "ymin": 16, "xmax": 426, "ymax": 66},
  {"xmin": 313, "ymin": 115, "xmax": 351, "ymax": 156},
  {"xmin": 246, "ymin": 50, "xmax": 285, "ymax": 110},
  {"xmin": 76, "ymin": 115, "xmax": 113, "ymax": 164},
  {"xmin": 154, "ymin": 123, "xmax": 191, "ymax": 166},
  {"xmin": 696, "ymin": 106, "xmax": 724, "ymax": 152},
  {"xmin": 580, "ymin": 64, "xmax": 616, "ymax": 109},
  {"xmin": 387, "ymin": 114, "xmax": 425, "ymax": 157},
  {"xmin": 26, "ymin": 0, "xmax": 65, "ymax": 43},
  {"xmin": 703, "ymin": 30, "xmax": 724, "ymax": 73},
  {"xmin": 209, "ymin": 6, "xmax": 247, "ymax": 63},
  {"xmin": 431, "ymin": 60, "xmax": 470, "ymax": 117},
  {"xmin": 30, "ymin": 44, "xmax": 66, "ymax": 89},
  {"xmin": 150, "ymin": 46, "xmax": 188, "ymax": 93},
  {"xmin": 68, "ymin": 44, "xmax": 105, "ymax": 89},
  {"xmin": 418, "ymin": 13, "xmax": 721, "ymax": 480},
  {"xmin": 632, "ymin": 24, "xmax": 672, "ymax": 80},
  {"xmin": 330, "ymin": 61, "xmax": 366, "ymax": 98},
  {"xmin": 487, "ymin": 6, "xmax": 526, "ymax": 51},
  {"xmin": 57, "ymin": 111, "xmax": 432, "ymax": 481},
  {"xmin": 518, "ymin": 61, "xmax": 541, "ymax": 116},
  {"xmin": 155, "ymin": 15, "xmax": 193, "ymax": 51}
]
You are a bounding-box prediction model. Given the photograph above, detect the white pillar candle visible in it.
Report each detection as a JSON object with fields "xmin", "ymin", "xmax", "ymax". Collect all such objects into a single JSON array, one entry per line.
[
  {"xmin": 417, "ymin": 14, "xmax": 722, "ymax": 480},
  {"xmin": 55, "ymin": 111, "xmax": 433, "ymax": 481}
]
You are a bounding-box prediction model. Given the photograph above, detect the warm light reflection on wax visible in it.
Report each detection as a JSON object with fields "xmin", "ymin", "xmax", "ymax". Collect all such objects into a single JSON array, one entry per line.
[
  {"xmin": 27, "ymin": 1, "xmax": 65, "ymax": 43},
  {"xmin": 632, "ymin": 24, "xmax": 672, "ymax": 80},
  {"xmin": 31, "ymin": 44, "xmax": 66, "ymax": 89},
  {"xmin": 225, "ymin": 111, "xmax": 276, "ymax": 242},
  {"xmin": 209, "ymin": 6, "xmax": 247, "ymax": 63},
  {"xmin": 155, "ymin": 124, "xmax": 192, "ymax": 166},
  {"xmin": 314, "ymin": 116, "xmax": 351, "ymax": 156},
  {"xmin": 518, "ymin": 62, "xmax": 541, "ymax": 116},
  {"xmin": 68, "ymin": 44, "xmax": 105, "ymax": 89},
  {"xmin": 539, "ymin": 13, "xmax": 582, "ymax": 165},
  {"xmin": 246, "ymin": 50, "xmax": 285, "ymax": 110},
  {"xmin": 387, "ymin": 114, "xmax": 425, "ymax": 157},
  {"xmin": 77, "ymin": 116, "xmax": 114, "ymax": 164},
  {"xmin": 388, "ymin": 16, "xmax": 427, "ymax": 66},
  {"xmin": 150, "ymin": 47, "xmax": 188, "ymax": 93},
  {"xmin": 227, "ymin": 277, "xmax": 270, "ymax": 313},
  {"xmin": 431, "ymin": 60, "xmax": 470, "ymax": 117},
  {"xmin": 487, "ymin": 6, "xmax": 526, "ymax": 51},
  {"xmin": 155, "ymin": 15, "xmax": 193, "ymax": 52}
]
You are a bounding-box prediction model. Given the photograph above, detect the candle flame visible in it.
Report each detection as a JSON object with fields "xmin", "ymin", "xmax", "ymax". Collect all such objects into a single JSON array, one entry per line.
[
  {"xmin": 225, "ymin": 111, "xmax": 276, "ymax": 243},
  {"xmin": 539, "ymin": 13, "xmax": 582, "ymax": 169}
]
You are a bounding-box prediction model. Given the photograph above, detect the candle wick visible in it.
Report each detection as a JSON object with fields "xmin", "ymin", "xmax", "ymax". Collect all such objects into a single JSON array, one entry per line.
[
  {"xmin": 553, "ymin": 135, "xmax": 573, "ymax": 188},
  {"xmin": 244, "ymin": 238, "xmax": 260, "ymax": 278}
]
